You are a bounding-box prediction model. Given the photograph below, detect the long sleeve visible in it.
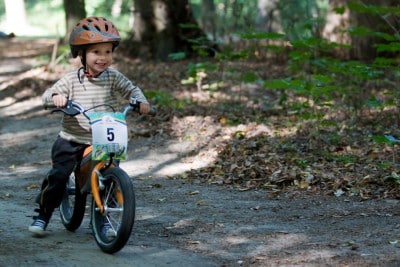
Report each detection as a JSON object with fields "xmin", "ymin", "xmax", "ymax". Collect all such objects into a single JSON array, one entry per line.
[
  {"xmin": 113, "ymin": 70, "xmax": 148, "ymax": 103},
  {"xmin": 42, "ymin": 74, "xmax": 73, "ymax": 107},
  {"xmin": 41, "ymin": 68, "xmax": 148, "ymax": 144}
]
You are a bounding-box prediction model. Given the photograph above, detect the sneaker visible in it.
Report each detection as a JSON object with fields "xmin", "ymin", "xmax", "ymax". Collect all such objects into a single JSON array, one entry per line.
[
  {"xmin": 102, "ymin": 222, "xmax": 116, "ymax": 239},
  {"xmin": 29, "ymin": 217, "xmax": 48, "ymax": 237}
]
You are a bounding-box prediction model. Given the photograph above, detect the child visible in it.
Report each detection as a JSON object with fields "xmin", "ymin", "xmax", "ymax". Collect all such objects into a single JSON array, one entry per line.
[{"xmin": 29, "ymin": 16, "xmax": 150, "ymax": 236}]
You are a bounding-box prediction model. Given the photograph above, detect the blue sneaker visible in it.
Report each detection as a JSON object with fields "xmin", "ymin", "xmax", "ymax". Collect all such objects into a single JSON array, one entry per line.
[
  {"xmin": 29, "ymin": 217, "xmax": 48, "ymax": 237},
  {"xmin": 102, "ymin": 221, "xmax": 116, "ymax": 239}
]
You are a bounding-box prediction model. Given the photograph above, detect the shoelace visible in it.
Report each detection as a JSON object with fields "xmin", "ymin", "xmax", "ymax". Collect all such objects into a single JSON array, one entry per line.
[
  {"xmin": 32, "ymin": 219, "xmax": 47, "ymax": 227},
  {"xmin": 30, "ymin": 219, "xmax": 47, "ymax": 232}
]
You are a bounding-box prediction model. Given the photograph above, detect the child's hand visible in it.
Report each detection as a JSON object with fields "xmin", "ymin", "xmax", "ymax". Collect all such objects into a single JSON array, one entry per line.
[
  {"xmin": 139, "ymin": 102, "xmax": 151, "ymax": 114},
  {"xmin": 52, "ymin": 94, "xmax": 67, "ymax": 108}
]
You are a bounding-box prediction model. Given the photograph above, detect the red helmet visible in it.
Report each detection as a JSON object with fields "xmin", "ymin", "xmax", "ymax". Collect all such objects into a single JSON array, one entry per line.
[{"xmin": 69, "ymin": 16, "xmax": 121, "ymax": 57}]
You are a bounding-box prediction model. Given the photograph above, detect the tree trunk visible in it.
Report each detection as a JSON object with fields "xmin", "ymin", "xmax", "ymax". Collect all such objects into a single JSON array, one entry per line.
[
  {"xmin": 112, "ymin": 0, "xmax": 123, "ymax": 17},
  {"xmin": 131, "ymin": 0, "xmax": 214, "ymax": 60},
  {"xmin": 257, "ymin": 0, "xmax": 281, "ymax": 32},
  {"xmin": 201, "ymin": 0, "xmax": 216, "ymax": 41},
  {"xmin": 4, "ymin": 0, "xmax": 27, "ymax": 35},
  {"xmin": 323, "ymin": 0, "xmax": 396, "ymax": 60},
  {"xmin": 350, "ymin": 0, "xmax": 396, "ymax": 60},
  {"xmin": 322, "ymin": 0, "xmax": 351, "ymax": 59},
  {"xmin": 63, "ymin": 0, "xmax": 86, "ymax": 41}
]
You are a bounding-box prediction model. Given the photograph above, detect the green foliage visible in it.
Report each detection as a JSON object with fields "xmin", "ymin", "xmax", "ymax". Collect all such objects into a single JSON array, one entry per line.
[
  {"xmin": 190, "ymin": 0, "xmax": 260, "ymax": 39},
  {"xmin": 373, "ymin": 135, "xmax": 393, "ymax": 145},
  {"xmin": 386, "ymin": 174, "xmax": 400, "ymax": 185},
  {"xmin": 181, "ymin": 62, "xmax": 219, "ymax": 91},
  {"xmin": 23, "ymin": 0, "xmax": 65, "ymax": 36},
  {"xmin": 348, "ymin": 1, "xmax": 400, "ymax": 16},
  {"xmin": 240, "ymin": 72, "xmax": 259, "ymax": 83},
  {"xmin": 278, "ymin": 0, "xmax": 329, "ymax": 41},
  {"xmin": 2, "ymin": 0, "xmax": 132, "ymax": 37},
  {"xmin": 0, "ymin": 2, "xmax": 5, "ymax": 20},
  {"xmin": 240, "ymin": 32, "xmax": 285, "ymax": 40},
  {"xmin": 145, "ymin": 91, "xmax": 188, "ymax": 110},
  {"xmin": 334, "ymin": 154, "xmax": 359, "ymax": 164},
  {"xmin": 376, "ymin": 42, "xmax": 400, "ymax": 53},
  {"xmin": 168, "ymin": 52, "xmax": 187, "ymax": 61},
  {"xmin": 85, "ymin": 0, "xmax": 132, "ymax": 34},
  {"xmin": 174, "ymin": 0, "xmax": 400, "ymax": 158}
]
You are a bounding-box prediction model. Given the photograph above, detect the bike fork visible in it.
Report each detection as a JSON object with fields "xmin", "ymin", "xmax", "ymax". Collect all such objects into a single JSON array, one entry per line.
[{"xmin": 91, "ymin": 161, "xmax": 107, "ymax": 213}]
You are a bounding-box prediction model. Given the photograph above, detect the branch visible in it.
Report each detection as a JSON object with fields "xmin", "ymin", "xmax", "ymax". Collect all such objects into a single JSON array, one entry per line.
[{"xmin": 359, "ymin": 1, "xmax": 400, "ymax": 39}]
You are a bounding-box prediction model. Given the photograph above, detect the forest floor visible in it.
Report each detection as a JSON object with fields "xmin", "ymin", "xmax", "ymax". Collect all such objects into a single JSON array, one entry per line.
[{"xmin": 1, "ymin": 38, "xmax": 400, "ymax": 266}]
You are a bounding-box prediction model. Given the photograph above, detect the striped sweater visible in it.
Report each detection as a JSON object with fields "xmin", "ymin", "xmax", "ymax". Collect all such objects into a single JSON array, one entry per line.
[{"xmin": 42, "ymin": 67, "xmax": 148, "ymax": 144}]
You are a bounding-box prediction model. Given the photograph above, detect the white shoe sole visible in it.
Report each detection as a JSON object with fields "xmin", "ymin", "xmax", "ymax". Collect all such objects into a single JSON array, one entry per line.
[{"xmin": 28, "ymin": 225, "xmax": 46, "ymax": 237}]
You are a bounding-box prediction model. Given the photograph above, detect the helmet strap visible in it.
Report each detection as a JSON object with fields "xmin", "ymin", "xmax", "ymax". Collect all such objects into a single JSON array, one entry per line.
[
  {"xmin": 79, "ymin": 49, "xmax": 96, "ymax": 78},
  {"xmin": 80, "ymin": 48, "xmax": 87, "ymax": 71},
  {"xmin": 85, "ymin": 71, "xmax": 95, "ymax": 78},
  {"xmin": 77, "ymin": 67, "xmax": 85, "ymax": 84}
]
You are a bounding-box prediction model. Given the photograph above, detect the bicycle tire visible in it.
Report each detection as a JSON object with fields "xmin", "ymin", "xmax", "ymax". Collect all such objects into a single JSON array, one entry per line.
[
  {"xmin": 59, "ymin": 172, "xmax": 87, "ymax": 231},
  {"xmin": 91, "ymin": 167, "xmax": 135, "ymax": 254}
]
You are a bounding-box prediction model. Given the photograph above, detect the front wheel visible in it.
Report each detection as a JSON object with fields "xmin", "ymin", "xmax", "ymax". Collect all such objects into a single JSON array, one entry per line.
[{"xmin": 91, "ymin": 167, "xmax": 135, "ymax": 254}]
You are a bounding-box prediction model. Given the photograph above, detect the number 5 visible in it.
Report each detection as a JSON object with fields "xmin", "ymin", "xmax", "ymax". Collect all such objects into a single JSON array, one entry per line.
[{"xmin": 107, "ymin": 128, "xmax": 115, "ymax": 141}]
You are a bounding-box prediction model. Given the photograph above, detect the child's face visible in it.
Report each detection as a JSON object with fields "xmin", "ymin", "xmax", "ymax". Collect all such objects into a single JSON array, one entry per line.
[{"xmin": 84, "ymin": 42, "xmax": 113, "ymax": 76}]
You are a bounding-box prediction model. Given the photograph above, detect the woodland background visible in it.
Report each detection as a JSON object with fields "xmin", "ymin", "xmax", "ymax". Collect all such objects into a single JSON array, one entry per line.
[{"xmin": 1, "ymin": 0, "xmax": 400, "ymax": 199}]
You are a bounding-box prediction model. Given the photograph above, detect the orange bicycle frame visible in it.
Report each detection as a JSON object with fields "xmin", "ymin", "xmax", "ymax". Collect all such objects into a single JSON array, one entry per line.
[{"xmin": 76, "ymin": 146, "xmax": 116, "ymax": 214}]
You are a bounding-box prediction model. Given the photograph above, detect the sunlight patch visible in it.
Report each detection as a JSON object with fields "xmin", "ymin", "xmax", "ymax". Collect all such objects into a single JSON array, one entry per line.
[{"xmin": 0, "ymin": 96, "xmax": 42, "ymax": 117}]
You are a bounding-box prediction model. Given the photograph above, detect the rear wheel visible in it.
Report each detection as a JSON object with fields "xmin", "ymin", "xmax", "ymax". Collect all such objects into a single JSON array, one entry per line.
[
  {"xmin": 91, "ymin": 167, "xmax": 135, "ymax": 254},
  {"xmin": 59, "ymin": 172, "xmax": 87, "ymax": 231}
]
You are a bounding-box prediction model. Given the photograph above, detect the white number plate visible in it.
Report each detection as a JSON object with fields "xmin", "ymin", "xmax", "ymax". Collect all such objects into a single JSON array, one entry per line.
[{"xmin": 89, "ymin": 112, "xmax": 128, "ymax": 160}]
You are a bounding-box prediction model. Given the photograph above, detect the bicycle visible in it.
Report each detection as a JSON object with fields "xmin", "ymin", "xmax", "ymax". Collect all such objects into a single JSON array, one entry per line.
[{"xmin": 49, "ymin": 97, "xmax": 150, "ymax": 254}]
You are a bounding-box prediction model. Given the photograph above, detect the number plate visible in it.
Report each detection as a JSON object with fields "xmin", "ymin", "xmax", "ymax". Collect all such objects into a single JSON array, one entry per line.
[{"xmin": 89, "ymin": 112, "xmax": 128, "ymax": 160}]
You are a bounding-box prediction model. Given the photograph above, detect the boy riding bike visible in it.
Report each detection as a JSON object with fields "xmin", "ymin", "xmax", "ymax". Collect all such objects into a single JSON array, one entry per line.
[{"xmin": 29, "ymin": 16, "xmax": 150, "ymax": 236}]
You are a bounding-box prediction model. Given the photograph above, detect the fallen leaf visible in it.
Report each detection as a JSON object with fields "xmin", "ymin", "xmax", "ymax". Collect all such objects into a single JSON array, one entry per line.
[
  {"xmin": 334, "ymin": 189, "xmax": 345, "ymax": 197},
  {"xmin": 26, "ymin": 184, "xmax": 38, "ymax": 190}
]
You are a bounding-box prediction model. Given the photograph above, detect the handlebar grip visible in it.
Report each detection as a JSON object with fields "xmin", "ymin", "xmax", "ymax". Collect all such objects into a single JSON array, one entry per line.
[
  {"xmin": 43, "ymin": 103, "xmax": 56, "ymax": 109},
  {"xmin": 129, "ymin": 97, "xmax": 140, "ymax": 107},
  {"xmin": 48, "ymin": 100, "xmax": 81, "ymax": 116},
  {"xmin": 130, "ymin": 97, "xmax": 156, "ymax": 115}
]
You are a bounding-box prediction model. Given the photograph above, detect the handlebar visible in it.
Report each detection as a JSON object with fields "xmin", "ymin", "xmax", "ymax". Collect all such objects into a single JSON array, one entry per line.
[{"xmin": 49, "ymin": 98, "xmax": 155, "ymax": 119}]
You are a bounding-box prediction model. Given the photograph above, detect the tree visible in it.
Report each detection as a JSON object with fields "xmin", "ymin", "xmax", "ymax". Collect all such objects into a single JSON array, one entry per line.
[
  {"xmin": 200, "ymin": 0, "xmax": 216, "ymax": 41},
  {"xmin": 350, "ymin": 0, "xmax": 398, "ymax": 60},
  {"xmin": 257, "ymin": 0, "xmax": 281, "ymax": 32},
  {"xmin": 63, "ymin": 0, "xmax": 86, "ymax": 40},
  {"xmin": 4, "ymin": 0, "xmax": 27, "ymax": 35},
  {"xmin": 323, "ymin": 0, "xmax": 397, "ymax": 60},
  {"xmin": 130, "ymin": 0, "xmax": 214, "ymax": 60}
]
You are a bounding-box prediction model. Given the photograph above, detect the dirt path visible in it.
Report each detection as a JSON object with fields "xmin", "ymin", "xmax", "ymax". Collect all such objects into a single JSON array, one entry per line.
[
  {"xmin": 1, "ymin": 40, "xmax": 400, "ymax": 266},
  {"xmin": 1, "ymin": 90, "xmax": 400, "ymax": 267}
]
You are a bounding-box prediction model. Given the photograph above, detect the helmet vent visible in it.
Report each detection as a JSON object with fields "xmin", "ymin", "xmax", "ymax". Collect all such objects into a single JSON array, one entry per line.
[{"xmin": 69, "ymin": 16, "xmax": 121, "ymax": 47}]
